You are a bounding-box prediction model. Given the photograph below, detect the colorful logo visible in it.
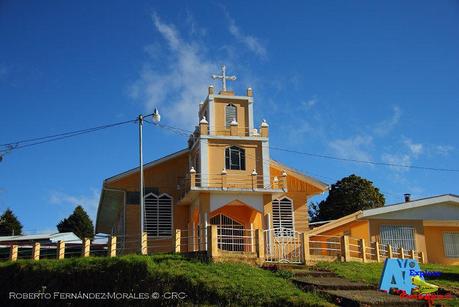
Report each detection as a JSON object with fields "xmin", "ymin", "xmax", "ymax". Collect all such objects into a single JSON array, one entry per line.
[{"xmin": 379, "ymin": 258, "xmax": 421, "ymax": 293}]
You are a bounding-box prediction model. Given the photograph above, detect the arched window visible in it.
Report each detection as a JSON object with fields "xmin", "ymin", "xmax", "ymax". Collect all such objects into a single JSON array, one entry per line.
[
  {"xmin": 225, "ymin": 146, "xmax": 245, "ymax": 170},
  {"xmin": 225, "ymin": 104, "xmax": 237, "ymax": 127},
  {"xmin": 272, "ymin": 197, "xmax": 294, "ymax": 236},
  {"xmin": 144, "ymin": 193, "xmax": 173, "ymax": 237}
]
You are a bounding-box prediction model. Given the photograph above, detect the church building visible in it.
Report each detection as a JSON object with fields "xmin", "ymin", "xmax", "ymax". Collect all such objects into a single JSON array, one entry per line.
[{"xmin": 95, "ymin": 66, "xmax": 328, "ymax": 254}]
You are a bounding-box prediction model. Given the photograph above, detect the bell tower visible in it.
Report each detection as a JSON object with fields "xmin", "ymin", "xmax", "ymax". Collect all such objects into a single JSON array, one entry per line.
[{"xmin": 188, "ymin": 65, "xmax": 271, "ymax": 190}]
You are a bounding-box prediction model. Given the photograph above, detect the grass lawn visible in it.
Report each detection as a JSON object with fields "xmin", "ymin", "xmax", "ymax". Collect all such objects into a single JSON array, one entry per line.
[
  {"xmin": 313, "ymin": 261, "xmax": 459, "ymax": 306},
  {"xmin": 0, "ymin": 254, "xmax": 333, "ymax": 306}
]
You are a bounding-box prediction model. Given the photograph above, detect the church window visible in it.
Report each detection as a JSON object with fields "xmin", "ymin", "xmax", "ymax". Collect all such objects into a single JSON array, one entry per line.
[
  {"xmin": 272, "ymin": 198, "xmax": 294, "ymax": 236},
  {"xmin": 144, "ymin": 193, "xmax": 173, "ymax": 237},
  {"xmin": 225, "ymin": 146, "xmax": 245, "ymax": 170},
  {"xmin": 225, "ymin": 104, "xmax": 237, "ymax": 127}
]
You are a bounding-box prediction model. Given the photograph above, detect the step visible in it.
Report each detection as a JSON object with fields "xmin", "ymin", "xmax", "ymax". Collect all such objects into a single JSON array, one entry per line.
[
  {"xmin": 292, "ymin": 276, "xmax": 374, "ymax": 291},
  {"xmin": 290, "ymin": 269, "xmax": 337, "ymax": 278},
  {"xmin": 323, "ymin": 289, "xmax": 424, "ymax": 306}
]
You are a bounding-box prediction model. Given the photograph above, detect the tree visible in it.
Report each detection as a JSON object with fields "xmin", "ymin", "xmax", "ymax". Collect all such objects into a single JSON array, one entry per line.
[
  {"xmin": 0, "ymin": 208, "xmax": 23, "ymax": 236},
  {"xmin": 57, "ymin": 205, "xmax": 94, "ymax": 239},
  {"xmin": 310, "ymin": 174, "xmax": 385, "ymax": 222}
]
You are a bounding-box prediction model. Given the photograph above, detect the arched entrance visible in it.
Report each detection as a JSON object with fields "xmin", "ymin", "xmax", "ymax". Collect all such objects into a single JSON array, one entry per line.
[{"xmin": 210, "ymin": 214, "xmax": 244, "ymax": 251}]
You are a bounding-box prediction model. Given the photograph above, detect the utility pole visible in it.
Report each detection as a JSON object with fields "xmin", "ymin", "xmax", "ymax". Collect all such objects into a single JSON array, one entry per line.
[
  {"xmin": 138, "ymin": 108, "xmax": 160, "ymax": 251},
  {"xmin": 138, "ymin": 114, "xmax": 145, "ymax": 239}
]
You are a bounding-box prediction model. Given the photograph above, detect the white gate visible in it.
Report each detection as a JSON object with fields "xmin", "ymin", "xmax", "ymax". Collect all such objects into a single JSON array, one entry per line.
[{"xmin": 264, "ymin": 228, "xmax": 303, "ymax": 264}]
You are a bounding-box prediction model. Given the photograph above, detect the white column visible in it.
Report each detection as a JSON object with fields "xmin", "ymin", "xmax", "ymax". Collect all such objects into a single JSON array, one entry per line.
[{"xmin": 262, "ymin": 141, "xmax": 270, "ymax": 188}]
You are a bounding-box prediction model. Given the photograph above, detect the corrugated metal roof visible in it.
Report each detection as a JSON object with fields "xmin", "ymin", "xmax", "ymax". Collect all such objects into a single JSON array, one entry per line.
[{"xmin": 0, "ymin": 232, "xmax": 82, "ymax": 243}]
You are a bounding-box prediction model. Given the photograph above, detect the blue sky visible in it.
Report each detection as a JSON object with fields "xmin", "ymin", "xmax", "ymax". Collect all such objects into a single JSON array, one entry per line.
[{"xmin": 1, "ymin": 1, "xmax": 458, "ymax": 234}]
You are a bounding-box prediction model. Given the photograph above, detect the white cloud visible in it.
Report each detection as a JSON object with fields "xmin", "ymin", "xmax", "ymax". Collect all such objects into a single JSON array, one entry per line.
[
  {"xmin": 403, "ymin": 138, "xmax": 423, "ymax": 157},
  {"xmin": 434, "ymin": 145, "xmax": 454, "ymax": 156},
  {"xmin": 328, "ymin": 135, "xmax": 373, "ymax": 161},
  {"xmin": 374, "ymin": 106, "xmax": 401, "ymax": 136},
  {"xmin": 302, "ymin": 97, "xmax": 317, "ymax": 110},
  {"xmin": 227, "ymin": 15, "xmax": 267, "ymax": 58},
  {"xmin": 381, "ymin": 153, "xmax": 411, "ymax": 173},
  {"xmin": 49, "ymin": 189, "xmax": 100, "ymax": 222},
  {"xmin": 129, "ymin": 14, "xmax": 217, "ymax": 128}
]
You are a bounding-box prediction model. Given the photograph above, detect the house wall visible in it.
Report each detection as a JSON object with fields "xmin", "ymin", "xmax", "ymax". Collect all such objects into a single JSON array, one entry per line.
[
  {"xmin": 212, "ymin": 97, "xmax": 249, "ymax": 136},
  {"xmin": 310, "ymin": 220, "xmax": 370, "ymax": 242},
  {"xmin": 424, "ymin": 226, "xmax": 459, "ymax": 265}
]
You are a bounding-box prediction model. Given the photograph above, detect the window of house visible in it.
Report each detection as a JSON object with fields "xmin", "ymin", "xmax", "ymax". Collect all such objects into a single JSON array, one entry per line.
[
  {"xmin": 225, "ymin": 146, "xmax": 245, "ymax": 170},
  {"xmin": 225, "ymin": 104, "xmax": 237, "ymax": 127},
  {"xmin": 443, "ymin": 232, "xmax": 459, "ymax": 258},
  {"xmin": 380, "ymin": 225, "xmax": 415, "ymax": 250},
  {"xmin": 144, "ymin": 193, "xmax": 173, "ymax": 237},
  {"xmin": 272, "ymin": 198, "xmax": 294, "ymax": 236}
]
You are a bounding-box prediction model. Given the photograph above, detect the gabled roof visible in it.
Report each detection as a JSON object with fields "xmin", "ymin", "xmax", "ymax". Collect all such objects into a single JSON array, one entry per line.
[
  {"xmin": 270, "ymin": 159, "xmax": 329, "ymax": 191},
  {"xmin": 308, "ymin": 194, "xmax": 459, "ymax": 235},
  {"xmin": 104, "ymin": 148, "xmax": 189, "ymax": 184},
  {"xmin": 361, "ymin": 194, "xmax": 459, "ymax": 218}
]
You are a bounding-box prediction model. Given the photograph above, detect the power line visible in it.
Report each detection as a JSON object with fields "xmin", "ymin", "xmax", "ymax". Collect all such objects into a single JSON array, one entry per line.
[
  {"xmin": 0, "ymin": 119, "xmax": 136, "ymax": 155},
  {"xmin": 269, "ymin": 146, "xmax": 459, "ymax": 173},
  {"xmin": 2, "ymin": 117, "xmax": 458, "ymax": 173}
]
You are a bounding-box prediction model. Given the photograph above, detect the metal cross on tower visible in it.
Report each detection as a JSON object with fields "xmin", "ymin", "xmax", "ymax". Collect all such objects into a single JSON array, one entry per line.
[{"xmin": 212, "ymin": 65, "xmax": 236, "ymax": 92}]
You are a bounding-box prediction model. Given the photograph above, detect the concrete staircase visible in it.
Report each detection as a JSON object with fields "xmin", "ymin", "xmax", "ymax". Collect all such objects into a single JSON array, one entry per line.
[{"xmin": 277, "ymin": 265, "xmax": 425, "ymax": 306}]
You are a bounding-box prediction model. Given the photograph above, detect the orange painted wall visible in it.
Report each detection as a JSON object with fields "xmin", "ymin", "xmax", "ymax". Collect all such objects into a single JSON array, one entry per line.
[
  {"xmin": 207, "ymin": 139, "xmax": 263, "ymax": 188},
  {"xmin": 424, "ymin": 226, "xmax": 459, "ymax": 265},
  {"xmin": 106, "ymin": 152, "xmax": 190, "ymax": 252},
  {"xmin": 209, "ymin": 203, "xmax": 262, "ymax": 229},
  {"xmin": 212, "ymin": 97, "xmax": 249, "ymax": 136}
]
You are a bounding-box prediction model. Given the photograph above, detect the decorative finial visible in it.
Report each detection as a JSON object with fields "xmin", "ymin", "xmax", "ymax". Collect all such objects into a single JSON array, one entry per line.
[
  {"xmin": 261, "ymin": 119, "xmax": 269, "ymax": 127},
  {"xmin": 211, "ymin": 64, "xmax": 236, "ymax": 92},
  {"xmin": 200, "ymin": 116, "xmax": 208, "ymax": 124}
]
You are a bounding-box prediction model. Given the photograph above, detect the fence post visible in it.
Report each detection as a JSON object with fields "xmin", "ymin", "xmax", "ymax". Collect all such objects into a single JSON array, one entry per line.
[
  {"xmin": 374, "ymin": 242, "xmax": 381, "ymax": 263},
  {"xmin": 420, "ymin": 251, "xmax": 426, "ymax": 264},
  {"xmin": 174, "ymin": 229, "xmax": 181, "ymax": 253},
  {"xmin": 410, "ymin": 250, "xmax": 416, "ymax": 259},
  {"xmin": 301, "ymin": 233, "xmax": 310, "ymax": 264},
  {"xmin": 388, "ymin": 244, "xmax": 393, "ymax": 258},
  {"xmin": 9, "ymin": 245, "xmax": 18, "ymax": 261},
  {"xmin": 359, "ymin": 239, "xmax": 366, "ymax": 263},
  {"xmin": 255, "ymin": 229, "xmax": 265, "ymax": 260},
  {"xmin": 57, "ymin": 241, "xmax": 65, "ymax": 260},
  {"xmin": 341, "ymin": 235, "xmax": 350, "ymax": 262},
  {"xmin": 399, "ymin": 247, "xmax": 404, "ymax": 259},
  {"xmin": 141, "ymin": 232, "xmax": 148, "ymax": 255},
  {"xmin": 250, "ymin": 224, "xmax": 255, "ymax": 253},
  {"xmin": 32, "ymin": 242, "xmax": 40, "ymax": 260},
  {"xmin": 82, "ymin": 238, "xmax": 90, "ymax": 257},
  {"xmin": 207, "ymin": 225, "xmax": 218, "ymax": 259},
  {"xmin": 108, "ymin": 236, "xmax": 117, "ymax": 257}
]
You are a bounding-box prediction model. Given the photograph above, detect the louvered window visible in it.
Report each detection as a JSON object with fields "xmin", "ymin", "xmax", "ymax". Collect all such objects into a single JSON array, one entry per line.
[
  {"xmin": 144, "ymin": 193, "xmax": 172, "ymax": 237},
  {"xmin": 225, "ymin": 146, "xmax": 245, "ymax": 170},
  {"xmin": 225, "ymin": 104, "xmax": 237, "ymax": 127},
  {"xmin": 380, "ymin": 225, "xmax": 415, "ymax": 250},
  {"xmin": 272, "ymin": 198, "xmax": 294, "ymax": 236},
  {"xmin": 443, "ymin": 232, "xmax": 459, "ymax": 258}
]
